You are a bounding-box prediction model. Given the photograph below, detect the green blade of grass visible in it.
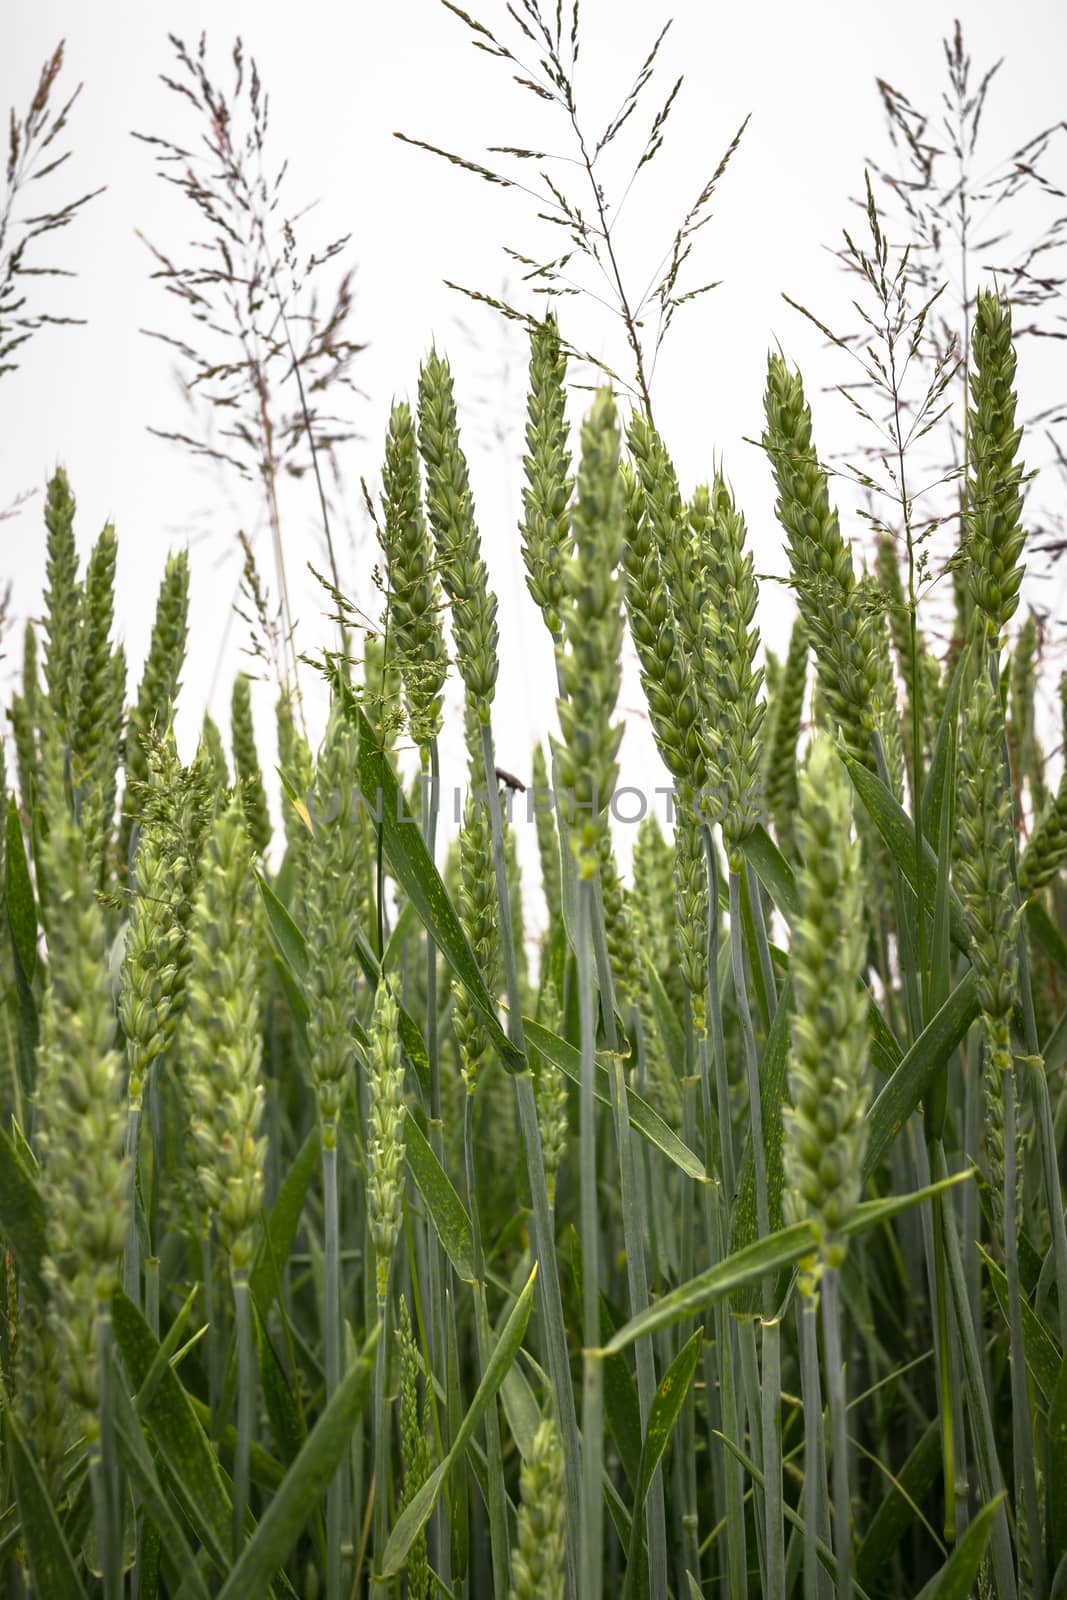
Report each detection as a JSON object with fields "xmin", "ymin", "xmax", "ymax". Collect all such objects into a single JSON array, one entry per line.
[
  {"xmin": 844, "ymin": 757, "xmax": 971, "ymax": 955},
  {"xmin": 109, "ymin": 1350, "xmax": 213, "ymax": 1600},
  {"xmin": 602, "ymin": 1171, "xmax": 972, "ymax": 1354},
  {"xmin": 112, "ymin": 1288, "xmax": 233, "ymax": 1574},
  {"xmin": 863, "ymin": 971, "xmax": 980, "ymax": 1178},
  {"xmin": 215, "ymin": 1325, "xmax": 379, "ymax": 1600},
  {"xmin": 980, "ymin": 1243, "xmax": 1061, "ymax": 1408},
  {"xmin": 856, "ymin": 1420, "xmax": 942, "ymax": 1590},
  {"xmin": 913, "ymin": 1494, "xmax": 1004, "ymax": 1600},
  {"xmin": 921, "ymin": 637, "xmax": 970, "ymax": 848},
  {"xmin": 0, "ymin": 1120, "xmax": 47, "ymax": 1302},
  {"xmin": 382, "ymin": 1263, "xmax": 538, "ymax": 1576},
  {"xmin": 641, "ymin": 950, "xmax": 687, "ymax": 1080},
  {"xmin": 333, "ymin": 684, "xmax": 524, "ymax": 1071},
  {"xmin": 2, "ymin": 1406, "xmax": 87, "ymax": 1600},
  {"xmin": 620, "ymin": 1326, "xmax": 703, "ymax": 1600},
  {"xmin": 248, "ymin": 1123, "xmax": 320, "ymax": 1316},
  {"xmin": 404, "ymin": 1108, "xmax": 477, "ymax": 1282},
  {"xmin": 729, "ymin": 975, "xmax": 792, "ymax": 1262},
  {"xmin": 252, "ymin": 1297, "xmax": 306, "ymax": 1468},
  {"xmin": 523, "ymin": 1015, "xmax": 705, "ymax": 1182}
]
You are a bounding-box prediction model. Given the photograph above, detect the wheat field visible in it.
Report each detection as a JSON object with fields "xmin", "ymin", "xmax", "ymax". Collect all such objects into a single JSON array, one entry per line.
[{"xmin": 2, "ymin": 8, "xmax": 1067, "ymax": 1600}]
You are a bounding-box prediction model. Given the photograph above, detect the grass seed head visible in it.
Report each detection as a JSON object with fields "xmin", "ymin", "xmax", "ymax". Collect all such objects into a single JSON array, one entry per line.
[
  {"xmin": 782, "ymin": 734, "xmax": 869, "ymax": 1284},
  {"xmin": 673, "ymin": 804, "xmax": 709, "ymax": 1040},
  {"xmin": 367, "ymin": 976, "xmax": 406, "ymax": 1292},
  {"xmin": 509, "ymin": 1416, "xmax": 566, "ymax": 1600},
  {"xmin": 763, "ymin": 353, "xmax": 877, "ymax": 772},
  {"xmin": 520, "ymin": 313, "xmax": 574, "ymax": 639},
  {"xmin": 380, "ymin": 398, "xmax": 449, "ymax": 748},
  {"xmin": 230, "ymin": 673, "xmax": 272, "ymax": 856},
  {"xmin": 304, "ymin": 704, "xmax": 363, "ymax": 1134},
  {"xmin": 35, "ymin": 806, "xmax": 128, "ymax": 1417},
  {"xmin": 417, "ymin": 349, "xmax": 499, "ymax": 717},
  {"xmin": 619, "ymin": 458, "xmax": 706, "ymax": 801},
  {"xmin": 554, "ymin": 387, "xmax": 625, "ymax": 878},
  {"xmin": 182, "ymin": 800, "xmax": 265, "ymax": 1270},
  {"xmin": 693, "ymin": 473, "xmax": 764, "ymax": 866},
  {"xmin": 454, "ymin": 790, "xmax": 500, "ymax": 1091},
  {"xmin": 965, "ymin": 290, "xmax": 1027, "ymax": 641}
]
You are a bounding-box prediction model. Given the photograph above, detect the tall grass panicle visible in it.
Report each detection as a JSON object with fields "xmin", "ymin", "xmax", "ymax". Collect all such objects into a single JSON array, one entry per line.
[
  {"xmin": 137, "ymin": 33, "xmax": 364, "ymax": 696},
  {"xmin": 509, "ymin": 1417, "xmax": 567, "ymax": 1600},
  {"xmin": 555, "ymin": 389, "xmax": 625, "ymax": 877},
  {"xmin": 520, "ymin": 314, "xmax": 573, "ymax": 641},
  {"xmin": 966, "ymin": 290, "xmax": 1028, "ymax": 642},
  {"xmin": 230, "ymin": 673, "xmax": 272, "ymax": 857},
  {"xmin": 1, "ymin": 42, "xmax": 101, "ymax": 381},
  {"xmin": 763, "ymin": 354, "xmax": 878, "ymax": 770},
  {"xmin": 182, "ymin": 800, "xmax": 265, "ymax": 1270},
  {"xmin": 417, "ymin": 350, "xmax": 499, "ymax": 718},
  {"xmin": 380, "ymin": 399, "xmax": 449, "ymax": 749}
]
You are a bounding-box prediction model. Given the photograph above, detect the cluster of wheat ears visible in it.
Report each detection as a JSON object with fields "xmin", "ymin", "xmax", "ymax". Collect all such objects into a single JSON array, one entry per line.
[{"xmin": 3, "ymin": 9, "xmax": 1067, "ymax": 1600}]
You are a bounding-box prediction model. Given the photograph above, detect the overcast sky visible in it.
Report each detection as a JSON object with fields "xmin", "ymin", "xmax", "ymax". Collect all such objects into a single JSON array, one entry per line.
[{"xmin": 3, "ymin": 0, "xmax": 1066, "ymax": 894}]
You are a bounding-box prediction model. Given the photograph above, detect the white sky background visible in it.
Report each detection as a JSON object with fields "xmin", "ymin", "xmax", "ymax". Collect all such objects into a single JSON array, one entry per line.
[{"xmin": 3, "ymin": 0, "xmax": 1066, "ymax": 909}]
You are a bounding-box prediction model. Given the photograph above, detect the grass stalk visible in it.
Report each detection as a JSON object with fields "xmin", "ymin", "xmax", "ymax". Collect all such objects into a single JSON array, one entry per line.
[
  {"xmin": 937, "ymin": 1145, "xmax": 1018, "ymax": 1600},
  {"xmin": 123, "ymin": 1101, "xmax": 142, "ymax": 1308},
  {"xmin": 480, "ymin": 720, "xmax": 580, "ymax": 1595},
  {"xmin": 422, "ymin": 735, "xmax": 452, "ymax": 1588},
  {"xmin": 145, "ymin": 1257, "xmax": 160, "ymax": 1339},
  {"xmin": 202, "ymin": 1232, "xmax": 219, "ymax": 1429},
  {"xmin": 1002, "ymin": 1065, "xmax": 1045, "ymax": 1595},
  {"xmin": 464, "ymin": 1092, "xmax": 512, "ymax": 1599},
  {"xmin": 590, "ymin": 880, "xmax": 667, "ymax": 1596},
  {"xmin": 729, "ymin": 867, "xmax": 784, "ymax": 1598},
  {"xmin": 371, "ymin": 1268, "xmax": 391, "ymax": 1600},
  {"xmin": 232, "ymin": 1269, "xmax": 254, "ymax": 1559},
  {"xmin": 703, "ymin": 830, "xmax": 734, "ymax": 1201},
  {"xmin": 820, "ymin": 1269, "xmax": 851, "ymax": 1600},
  {"xmin": 93, "ymin": 1303, "xmax": 122, "ymax": 1600},
  {"xmin": 323, "ymin": 1134, "xmax": 346, "ymax": 1600},
  {"xmin": 577, "ymin": 873, "xmax": 604, "ymax": 1600},
  {"xmin": 797, "ymin": 1293, "xmax": 831, "ymax": 1600}
]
